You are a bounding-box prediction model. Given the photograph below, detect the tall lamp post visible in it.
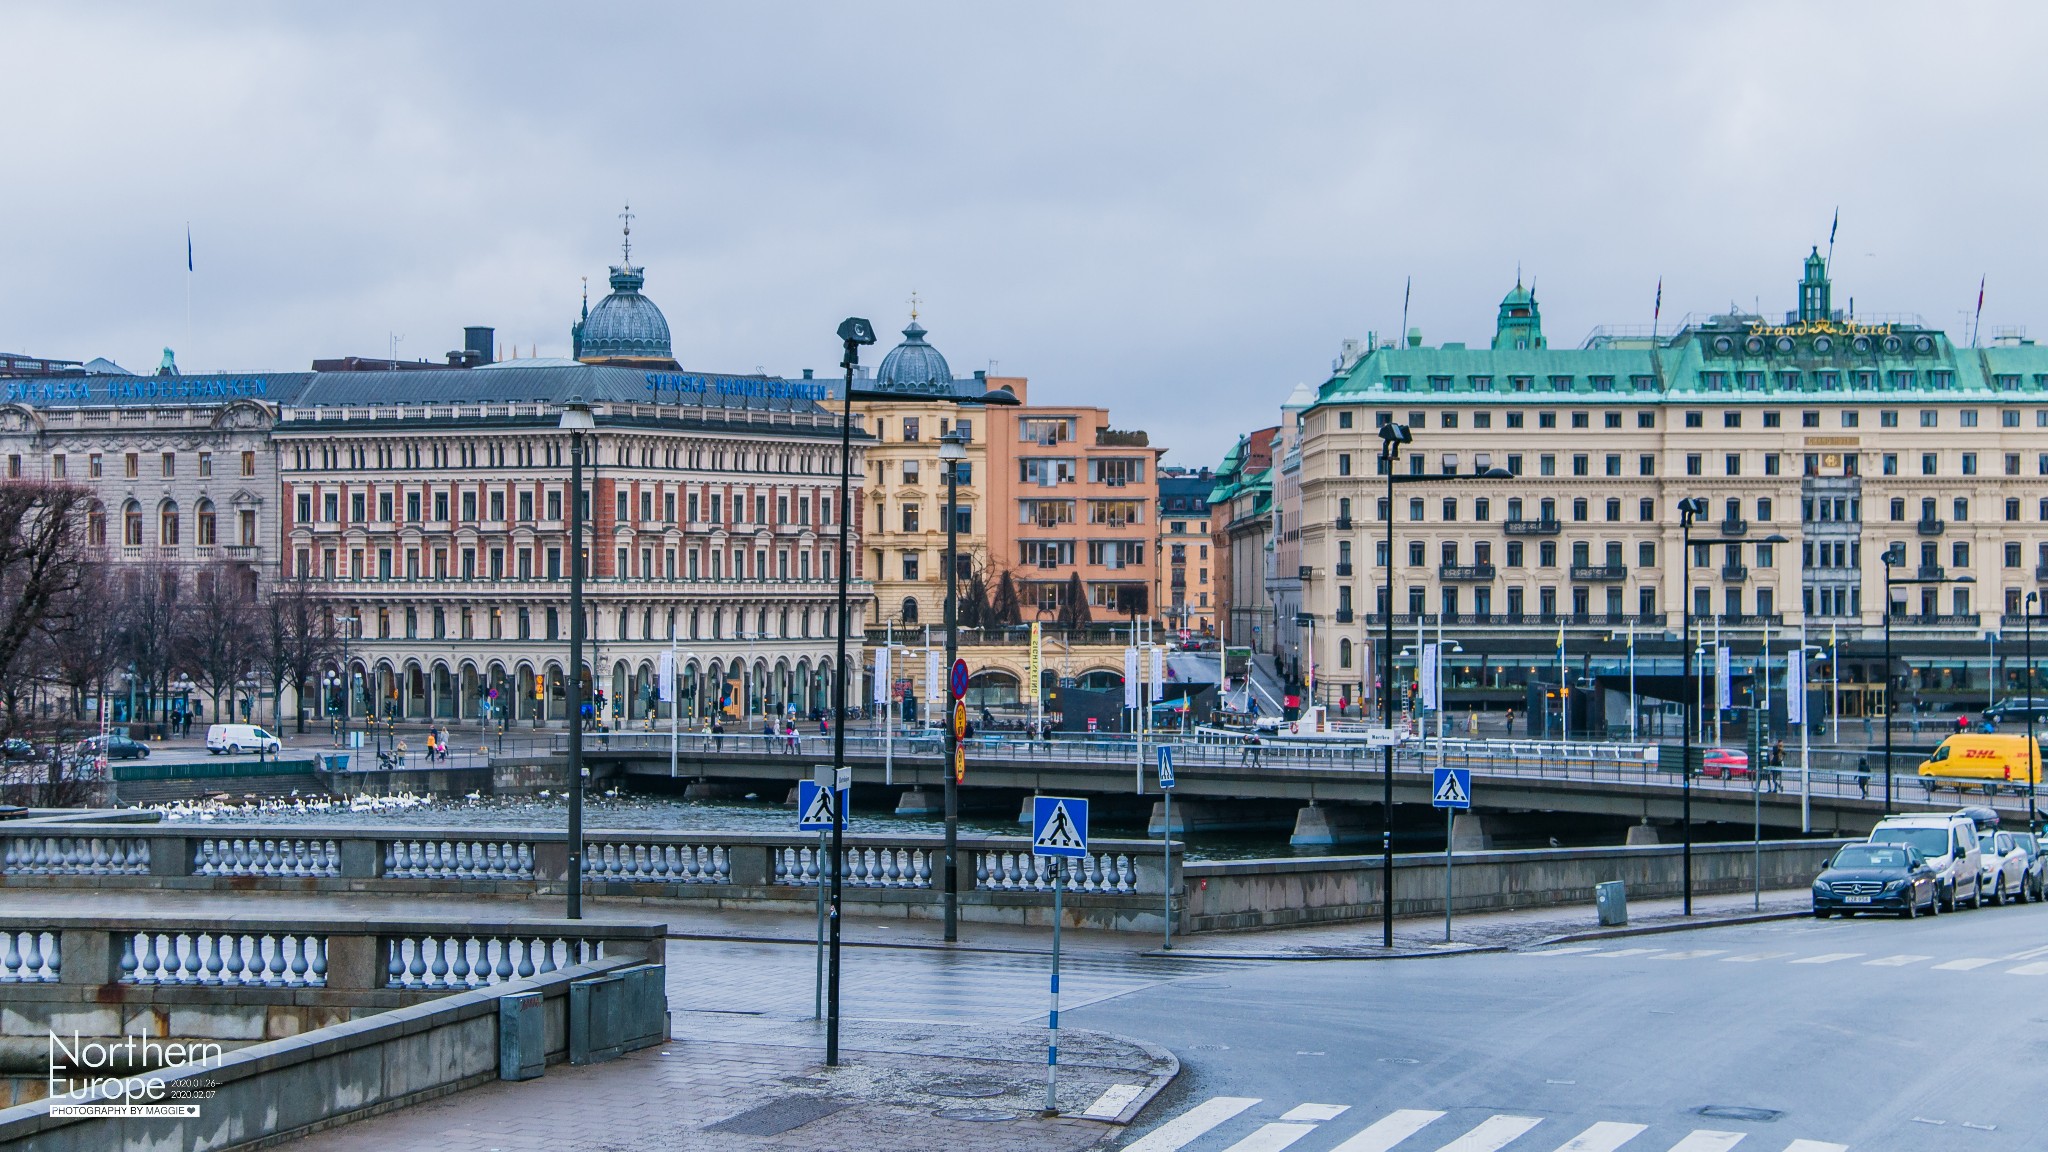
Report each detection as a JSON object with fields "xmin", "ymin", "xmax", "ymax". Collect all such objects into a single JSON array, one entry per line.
[
  {"xmin": 1673, "ymin": 500, "xmax": 1785, "ymax": 915},
  {"xmin": 1880, "ymin": 544, "xmax": 1972, "ymax": 814},
  {"xmin": 1375, "ymin": 421, "xmax": 1511, "ymax": 947},
  {"xmin": 559, "ymin": 397, "xmax": 596, "ymax": 919},
  {"xmin": 938, "ymin": 427, "xmax": 975, "ymax": 942},
  {"xmin": 2028, "ymin": 591, "xmax": 2039, "ymax": 830}
]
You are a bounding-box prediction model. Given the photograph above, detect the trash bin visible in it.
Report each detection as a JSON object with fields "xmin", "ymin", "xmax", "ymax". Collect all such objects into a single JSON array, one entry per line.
[{"xmin": 1595, "ymin": 880, "xmax": 1627, "ymax": 927}]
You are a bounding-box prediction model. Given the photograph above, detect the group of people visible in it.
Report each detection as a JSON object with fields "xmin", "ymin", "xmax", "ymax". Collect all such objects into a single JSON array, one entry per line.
[{"xmin": 383, "ymin": 725, "xmax": 456, "ymax": 768}]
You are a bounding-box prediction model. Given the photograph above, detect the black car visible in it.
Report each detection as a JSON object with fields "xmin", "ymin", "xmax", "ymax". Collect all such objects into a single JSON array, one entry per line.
[
  {"xmin": 1813, "ymin": 843, "xmax": 1939, "ymax": 919},
  {"xmin": 1984, "ymin": 697, "xmax": 2048, "ymax": 724}
]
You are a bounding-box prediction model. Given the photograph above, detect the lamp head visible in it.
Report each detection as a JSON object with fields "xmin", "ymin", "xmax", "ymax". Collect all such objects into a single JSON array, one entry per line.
[
  {"xmin": 1761, "ymin": 533, "xmax": 1790, "ymax": 544},
  {"xmin": 938, "ymin": 428, "xmax": 967, "ymax": 461},
  {"xmin": 837, "ymin": 317, "xmax": 876, "ymax": 346},
  {"xmin": 1954, "ymin": 575, "xmax": 1976, "ymax": 584},
  {"xmin": 1479, "ymin": 466, "xmax": 1513, "ymax": 479},
  {"xmin": 1377, "ymin": 421, "xmax": 1412, "ymax": 447},
  {"xmin": 1884, "ymin": 543, "xmax": 1906, "ymax": 567},
  {"xmin": 1677, "ymin": 497, "xmax": 1710, "ymax": 521},
  {"xmin": 557, "ymin": 396, "xmax": 595, "ymax": 431}
]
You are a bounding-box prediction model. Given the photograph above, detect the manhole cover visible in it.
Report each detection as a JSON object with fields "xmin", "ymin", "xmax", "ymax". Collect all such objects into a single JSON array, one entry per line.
[
  {"xmin": 930, "ymin": 1079, "xmax": 1008, "ymax": 1099},
  {"xmin": 933, "ymin": 1107, "xmax": 1017, "ymax": 1122},
  {"xmin": 1696, "ymin": 1106, "xmax": 1783, "ymax": 1123},
  {"xmin": 1379, "ymin": 1057, "xmax": 1420, "ymax": 1065}
]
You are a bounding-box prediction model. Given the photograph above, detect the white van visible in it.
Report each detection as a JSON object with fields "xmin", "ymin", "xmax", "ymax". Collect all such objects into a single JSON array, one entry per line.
[
  {"xmin": 206, "ymin": 724, "xmax": 281, "ymax": 755},
  {"xmin": 1868, "ymin": 812, "xmax": 1985, "ymax": 911}
]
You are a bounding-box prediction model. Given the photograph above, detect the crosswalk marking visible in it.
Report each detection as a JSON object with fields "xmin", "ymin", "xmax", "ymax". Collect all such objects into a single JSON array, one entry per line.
[
  {"xmin": 1432, "ymin": 1115, "xmax": 1543, "ymax": 1151},
  {"xmin": 1932, "ymin": 957, "xmax": 1998, "ymax": 970},
  {"xmin": 1081, "ymin": 1083, "xmax": 1146, "ymax": 1119},
  {"xmin": 1648, "ymin": 950, "xmax": 1725, "ymax": 961},
  {"xmin": 1789, "ymin": 952, "xmax": 1861, "ymax": 965},
  {"xmin": 1281, "ymin": 1103, "xmax": 1350, "ymax": 1121},
  {"xmin": 1663, "ymin": 1132, "xmax": 1744, "ymax": 1151},
  {"xmin": 1780, "ymin": 1142, "xmax": 1849, "ymax": 1152},
  {"xmin": 1327, "ymin": 1108, "xmax": 1445, "ymax": 1152},
  {"xmin": 1550, "ymin": 1120, "xmax": 1646, "ymax": 1150},
  {"xmin": 1591, "ymin": 948, "xmax": 1663, "ymax": 959},
  {"xmin": 1533, "ymin": 946, "xmax": 1601, "ymax": 956},
  {"xmin": 1863, "ymin": 954, "xmax": 1931, "ymax": 967},
  {"xmin": 2003, "ymin": 944, "xmax": 2048, "ymax": 960},
  {"xmin": 1221, "ymin": 1122, "xmax": 1317, "ymax": 1152},
  {"xmin": 1124, "ymin": 1096, "xmax": 1261, "ymax": 1152},
  {"xmin": 1720, "ymin": 952, "xmax": 1794, "ymax": 962},
  {"xmin": 2006, "ymin": 960, "xmax": 2048, "ymax": 975}
]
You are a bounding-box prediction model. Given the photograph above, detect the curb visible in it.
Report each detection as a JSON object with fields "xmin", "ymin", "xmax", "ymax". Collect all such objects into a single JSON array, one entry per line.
[
  {"xmin": 1071, "ymin": 1029, "xmax": 1181, "ymax": 1126},
  {"xmin": 1136, "ymin": 943, "xmax": 1506, "ymax": 962},
  {"xmin": 1531, "ymin": 908, "xmax": 1810, "ymax": 947}
]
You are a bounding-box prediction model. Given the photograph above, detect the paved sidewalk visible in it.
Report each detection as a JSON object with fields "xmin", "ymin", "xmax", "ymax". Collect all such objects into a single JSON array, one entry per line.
[{"xmin": 284, "ymin": 1018, "xmax": 1169, "ymax": 1151}]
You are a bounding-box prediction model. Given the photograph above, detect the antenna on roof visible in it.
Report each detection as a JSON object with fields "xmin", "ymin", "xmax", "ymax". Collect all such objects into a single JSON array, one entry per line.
[
  {"xmin": 1399, "ymin": 275, "xmax": 1412, "ymax": 346},
  {"xmin": 618, "ymin": 203, "xmax": 634, "ymax": 264}
]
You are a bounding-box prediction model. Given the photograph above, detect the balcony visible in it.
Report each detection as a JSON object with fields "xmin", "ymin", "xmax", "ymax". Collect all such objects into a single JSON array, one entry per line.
[
  {"xmin": 1569, "ymin": 564, "xmax": 1627, "ymax": 582},
  {"xmin": 225, "ymin": 544, "xmax": 261, "ymax": 561},
  {"xmin": 1720, "ymin": 564, "xmax": 1748, "ymax": 581},
  {"xmin": 1335, "ymin": 562, "xmax": 1354, "ymax": 576},
  {"xmin": 1438, "ymin": 563, "xmax": 1497, "ymax": 581},
  {"xmin": 1335, "ymin": 515, "xmax": 1353, "ymax": 531},
  {"xmin": 1915, "ymin": 564, "xmax": 1945, "ymax": 581},
  {"xmin": 1717, "ymin": 612, "xmax": 1785, "ymax": 626},
  {"xmin": 1916, "ymin": 519, "xmax": 1946, "ymax": 536},
  {"xmin": 1895, "ymin": 612, "xmax": 1981, "ymax": 627},
  {"xmin": 1719, "ymin": 518, "xmax": 1749, "ymax": 537},
  {"xmin": 1334, "ymin": 608, "xmax": 1355, "ymax": 624},
  {"xmin": 1503, "ymin": 519, "xmax": 1561, "ymax": 536}
]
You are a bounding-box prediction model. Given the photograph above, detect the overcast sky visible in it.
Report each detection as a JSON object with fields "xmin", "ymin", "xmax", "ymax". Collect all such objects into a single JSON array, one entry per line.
[{"xmin": 4, "ymin": 3, "xmax": 2044, "ymax": 466}]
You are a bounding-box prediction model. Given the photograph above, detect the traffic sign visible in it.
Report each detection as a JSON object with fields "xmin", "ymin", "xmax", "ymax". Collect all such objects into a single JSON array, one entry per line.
[
  {"xmin": 950, "ymin": 658, "xmax": 969, "ymax": 700},
  {"xmin": 953, "ymin": 744, "xmax": 965, "ymax": 783},
  {"xmin": 952, "ymin": 701, "xmax": 968, "ymax": 739},
  {"xmin": 797, "ymin": 779, "xmax": 847, "ymax": 830},
  {"xmin": 1431, "ymin": 766, "xmax": 1471, "ymax": 810},
  {"xmin": 1031, "ymin": 796, "xmax": 1090, "ymax": 858},
  {"xmin": 1156, "ymin": 745, "xmax": 1175, "ymax": 790},
  {"xmin": 1366, "ymin": 729, "xmax": 1404, "ymax": 748}
]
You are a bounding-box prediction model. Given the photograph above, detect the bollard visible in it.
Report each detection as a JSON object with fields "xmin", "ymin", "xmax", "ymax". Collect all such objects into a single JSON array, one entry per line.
[{"xmin": 1595, "ymin": 880, "xmax": 1628, "ymax": 927}]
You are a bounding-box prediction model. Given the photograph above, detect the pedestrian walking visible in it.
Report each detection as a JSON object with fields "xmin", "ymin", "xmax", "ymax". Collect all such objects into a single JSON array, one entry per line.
[
  {"xmin": 1856, "ymin": 754, "xmax": 1871, "ymax": 799},
  {"xmin": 1768, "ymin": 739, "xmax": 1785, "ymax": 793},
  {"xmin": 1240, "ymin": 734, "xmax": 1263, "ymax": 766},
  {"xmin": 712, "ymin": 718, "xmax": 725, "ymax": 752}
]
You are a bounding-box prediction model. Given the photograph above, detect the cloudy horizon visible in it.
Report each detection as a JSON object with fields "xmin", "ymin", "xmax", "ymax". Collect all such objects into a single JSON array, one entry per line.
[{"xmin": 3, "ymin": 2, "xmax": 2043, "ymax": 467}]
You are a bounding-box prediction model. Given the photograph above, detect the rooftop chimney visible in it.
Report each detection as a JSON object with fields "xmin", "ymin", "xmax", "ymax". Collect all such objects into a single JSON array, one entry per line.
[{"xmin": 464, "ymin": 327, "xmax": 495, "ymax": 366}]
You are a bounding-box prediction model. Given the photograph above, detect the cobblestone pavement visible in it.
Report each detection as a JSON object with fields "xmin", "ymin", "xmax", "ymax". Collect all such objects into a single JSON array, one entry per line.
[{"xmin": 285, "ymin": 1018, "xmax": 1171, "ymax": 1152}]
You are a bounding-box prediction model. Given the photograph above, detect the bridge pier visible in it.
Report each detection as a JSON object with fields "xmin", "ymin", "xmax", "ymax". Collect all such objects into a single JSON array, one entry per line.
[
  {"xmin": 1625, "ymin": 822, "xmax": 1662, "ymax": 845},
  {"xmin": 895, "ymin": 788, "xmax": 944, "ymax": 816},
  {"xmin": 1288, "ymin": 802, "xmax": 1375, "ymax": 847},
  {"xmin": 1450, "ymin": 812, "xmax": 1493, "ymax": 851}
]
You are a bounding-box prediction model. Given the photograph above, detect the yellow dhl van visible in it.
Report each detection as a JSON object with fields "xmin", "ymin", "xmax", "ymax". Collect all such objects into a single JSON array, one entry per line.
[{"xmin": 1917, "ymin": 733, "xmax": 2042, "ymax": 791}]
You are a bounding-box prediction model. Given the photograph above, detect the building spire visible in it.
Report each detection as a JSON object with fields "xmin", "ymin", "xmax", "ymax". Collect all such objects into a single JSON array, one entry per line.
[
  {"xmin": 618, "ymin": 203, "xmax": 634, "ymax": 265},
  {"xmin": 908, "ymin": 289, "xmax": 921, "ymax": 321}
]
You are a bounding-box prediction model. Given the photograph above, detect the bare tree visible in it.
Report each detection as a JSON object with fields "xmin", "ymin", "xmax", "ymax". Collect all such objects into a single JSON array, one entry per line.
[
  {"xmin": 117, "ymin": 562, "xmax": 184, "ymax": 728},
  {"xmin": 266, "ymin": 569, "xmax": 337, "ymax": 733},
  {"xmin": 0, "ymin": 480, "xmax": 94, "ymax": 735},
  {"xmin": 182, "ymin": 560, "xmax": 262, "ymax": 726},
  {"xmin": 43, "ymin": 560, "xmax": 124, "ymax": 725}
]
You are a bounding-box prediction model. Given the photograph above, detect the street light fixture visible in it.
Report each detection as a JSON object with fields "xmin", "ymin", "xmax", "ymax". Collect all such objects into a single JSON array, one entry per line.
[
  {"xmin": 1674, "ymin": 498, "xmax": 1787, "ymax": 916},
  {"xmin": 1375, "ymin": 420, "xmax": 1511, "ymax": 948},
  {"xmin": 558, "ymin": 396, "xmax": 596, "ymax": 920},
  {"xmin": 1880, "ymin": 543, "xmax": 1973, "ymax": 814}
]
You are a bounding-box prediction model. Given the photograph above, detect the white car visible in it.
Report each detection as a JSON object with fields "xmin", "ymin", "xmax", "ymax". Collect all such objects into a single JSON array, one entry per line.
[
  {"xmin": 206, "ymin": 723, "xmax": 282, "ymax": 755},
  {"xmin": 1869, "ymin": 813, "xmax": 1984, "ymax": 911},
  {"xmin": 1978, "ymin": 830, "xmax": 2031, "ymax": 905}
]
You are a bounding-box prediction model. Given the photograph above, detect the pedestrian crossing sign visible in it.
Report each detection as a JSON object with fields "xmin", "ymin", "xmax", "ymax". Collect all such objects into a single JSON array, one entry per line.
[
  {"xmin": 1432, "ymin": 766, "xmax": 1471, "ymax": 810},
  {"xmin": 1031, "ymin": 796, "xmax": 1090, "ymax": 858},
  {"xmin": 797, "ymin": 779, "xmax": 847, "ymax": 830}
]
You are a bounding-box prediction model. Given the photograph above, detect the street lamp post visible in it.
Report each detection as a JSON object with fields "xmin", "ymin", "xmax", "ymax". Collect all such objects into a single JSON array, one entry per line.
[
  {"xmin": 1880, "ymin": 544, "xmax": 1973, "ymax": 814},
  {"xmin": 559, "ymin": 397, "xmax": 596, "ymax": 919},
  {"xmin": 1374, "ymin": 422, "xmax": 1511, "ymax": 948},
  {"xmin": 940, "ymin": 427, "xmax": 968, "ymax": 943}
]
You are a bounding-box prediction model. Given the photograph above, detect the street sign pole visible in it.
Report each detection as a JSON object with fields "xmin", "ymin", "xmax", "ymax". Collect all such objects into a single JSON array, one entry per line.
[
  {"xmin": 1431, "ymin": 766, "xmax": 1471, "ymax": 944},
  {"xmin": 814, "ymin": 823, "xmax": 826, "ymax": 1019},
  {"xmin": 1445, "ymin": 805, "xmax": 1454, "ymax": 943},
  {"xmin": 1157, "ymin": 745, "xmax": 1176, "ymax": 951},
  {"xmin": 800, "ymin": 768, "xmax": 849, "ymax": 1043},
  {"xmin": 1031, "ymin": 795, "xmax": 1089, "ymax": 1117}
]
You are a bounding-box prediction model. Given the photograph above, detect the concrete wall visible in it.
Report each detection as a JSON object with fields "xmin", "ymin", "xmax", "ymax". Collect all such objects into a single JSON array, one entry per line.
[
  {"xmin": 1181, "ymin": 839, "xmax": 1849, "ymax": 933},
  {"xmin": 0, "ymin": 955, "xmax": 666, "ymax": 1152}
]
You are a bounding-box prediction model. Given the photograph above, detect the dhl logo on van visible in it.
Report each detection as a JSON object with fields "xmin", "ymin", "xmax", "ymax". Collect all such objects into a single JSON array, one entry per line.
[{"xmin": 1962, "ymin": 748, "xmax": 1999, "ymax": 759}]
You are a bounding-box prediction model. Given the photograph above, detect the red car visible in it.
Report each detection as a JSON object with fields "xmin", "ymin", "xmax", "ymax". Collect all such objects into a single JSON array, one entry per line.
[{"xmin": 1701, "ymin": 747, "xmax": 1750, "ymax": 778}]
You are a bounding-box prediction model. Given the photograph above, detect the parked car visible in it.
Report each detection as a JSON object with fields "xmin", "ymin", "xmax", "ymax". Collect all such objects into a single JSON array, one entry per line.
[
  {"xmin": 206, "ymin": 723, "xmax": 281, "ymax": 756},
  {"xmin": 1977, "ymin": 830, "xmax": 2031, "ymax": 905},
  {"xmin": 1701, "ymin": 747, "xmax": 1750, "ymax": 778},
  {"xmin": 1916, "ymin": 733, "xmax": 2041, "ymax": 795},
  {"xmin": 2011, "ymin": 831, "xmax": 2048, "ymax": 902},
  {"xmin": 1984, "ymin": 697, "xmax": 2048, "ymax": 724},
  {"xmin": 1868, "ymin": 812, "xmax": 1984, "ymax": 911},
  {"xmin": 1813, "ymin": 842, "xmax": 1940, "ymax": 918},
  {"xmin": 75, "ymin": 734, "xmax": 150, "ymax": 760},
  {"xmin": 2, "ymin": 738, "xmax": 34, "ymax": 762}
]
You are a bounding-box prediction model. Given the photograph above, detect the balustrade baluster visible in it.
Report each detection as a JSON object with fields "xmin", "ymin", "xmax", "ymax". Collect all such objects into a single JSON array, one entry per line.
[
  {"xmin": 407, "ymin": 937, "xmax": 428, "ymax": 986},
  {"xmin": 289, "ymin": 935, "xmax": 311, "ymax": 986},
  {"xmin": 448, "ymin": 936, "xmax": 472, "ymax": 987},
  {"xmin": 516, "ymin": 937, "xmax": 537, "ymax": 979},
  {"xmin": 223, "ymin": 933, "xmax": 248, "ymax": 986},
  {"xmin": 493, "ymin": 938, "xmax": 514, "ymax": 983},
  {"xmin": 201, "ymin": 932, "xmax": 224, "ymax": 985},
  {"xmin": 119, "ymin": 933, "xmax": 138, "ymax": 982},
  {"xmin": 308, "ymin": 936, "xmax": 327, "ymax": 986}
]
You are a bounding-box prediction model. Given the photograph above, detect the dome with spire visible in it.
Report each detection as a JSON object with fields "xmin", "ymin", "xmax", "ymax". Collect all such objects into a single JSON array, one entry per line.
[
  {"xmin": 874, "ymin": 320, "xmax": 954, "ymax": 393},
  {"xmin": 573, "ymin": 205, "xmax": 676, "ymax": 367},
  {"xmin": 1492, "ymin": 278, "xmax": 1545, "ymax": 350}
]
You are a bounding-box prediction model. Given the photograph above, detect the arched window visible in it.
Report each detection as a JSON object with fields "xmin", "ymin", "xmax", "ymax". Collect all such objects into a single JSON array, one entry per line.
[
  {"xmin": 1339, "ymin": 639, "xmax": 1353, "ymax": 668},
  {"xmin": 123, "ymin": 500, "xmax": 143, "ymax": 547},
  {"xmin": 87, "ymin": 502, "xmax": 105, "ymax": 547},
  {"xmin": 196, "ymin": 499, "xmax": 217, "ymax": 546},
  {"xmin": 901, "ymin": 596, "xmax": 919, "ymax": 624},
  {"xmin": 158, "ymin": 500, "xmax": 180, "ymax": 547}
]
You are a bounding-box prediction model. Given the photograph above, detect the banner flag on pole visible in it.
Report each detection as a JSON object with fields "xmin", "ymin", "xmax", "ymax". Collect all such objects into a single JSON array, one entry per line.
[
  {"xmin": 1025, "ymin": 622, "xmax": 1041, "ymax": 703},
  {"xmin": 1419, "ymin": 643, "xmax": 1441, "ymax": 711},
  {"xmin": 658, "ymin": 650, "xmax": 676, "ymax": 703},
  {"xmin": 1715, "ymin": 647, "xmax": 1733, "ymax": 711},
  {"xmin": 873, "ymin": 648, "xmax": 890, "ymax": 707},
  {"xmin": 1787, "ymin": 649, "xmax": 1806, "ymax": 724},
  {"xmin": 1150, "ymin": 646, "xmax": 1165, "ymax": 702},
  {"xmin": 1123, "ymin": 647, "xmax": 1140, "ymax": 709}
]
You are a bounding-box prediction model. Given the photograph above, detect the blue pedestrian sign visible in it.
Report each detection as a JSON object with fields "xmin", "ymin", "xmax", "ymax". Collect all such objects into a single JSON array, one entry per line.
[
  {"xmin": 797, "ymin": 779, "xmax": 847, "ymax": 830},
  {"xmin": 1432, "ymin": 766, "xmax": 1471, "ymax": 810},
  {"xmin": 1031, "ymin": 796, "xmax": 1090, "ymax": 858},
  {"xmin": 1156, "ymin": 745, "xmax": 1175, "ymax": 790}
]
